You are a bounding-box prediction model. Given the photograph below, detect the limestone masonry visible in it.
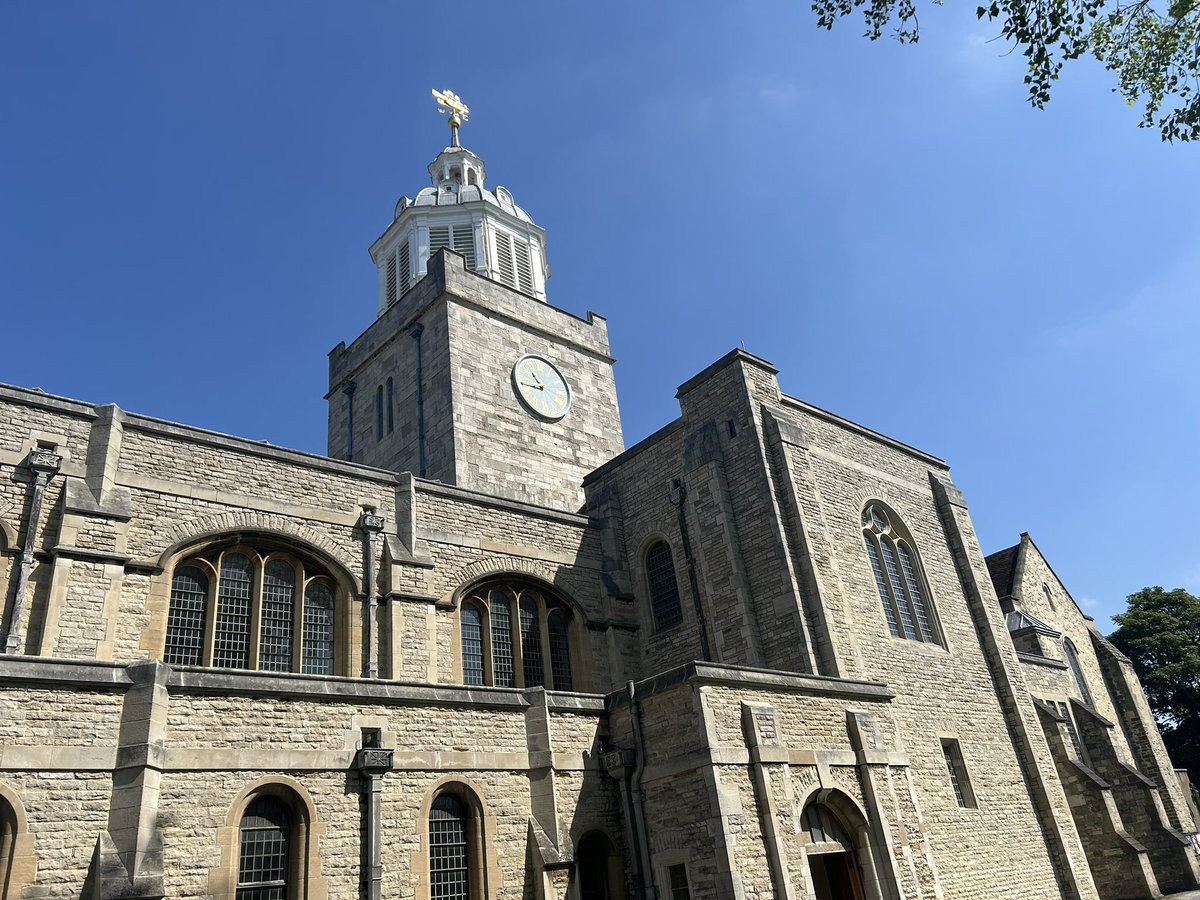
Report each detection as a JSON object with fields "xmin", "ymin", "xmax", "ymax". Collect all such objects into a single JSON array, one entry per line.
[{"xmin": 0, "ymin": 120, "xmax": 1196, "ymax": 900}]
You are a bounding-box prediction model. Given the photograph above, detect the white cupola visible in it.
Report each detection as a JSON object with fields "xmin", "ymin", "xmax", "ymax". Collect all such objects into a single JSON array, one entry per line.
[{"xmin": 368, "ymin": 91, "xmax": 550, "ymax": 315}]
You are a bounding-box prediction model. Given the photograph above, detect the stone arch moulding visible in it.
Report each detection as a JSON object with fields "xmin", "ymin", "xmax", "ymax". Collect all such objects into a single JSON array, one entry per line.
[
  {"xmin": 447, "ymin": 556, "xmax": 579, "ymax": 612},
  {"xmin": 208, "ymin": 774, "xmax": 329, "ymax": 900},
  {"xmin": 0, "ymin": 780, "xmax": 38, "ymax": 899},
  {"xmin": 795, "ymin": 785, "xmax": 899, "ymax": 900},
  {"xmin": 412, "ymin": 774, "xmax": 501, "ymax": 900},
  {"xmin": 0, "ymin": 515, "xmax": 17, "ymax": 552},
  {"xmin": 151, "ymin": 511, "xmax": 362, "ymax": 594}
]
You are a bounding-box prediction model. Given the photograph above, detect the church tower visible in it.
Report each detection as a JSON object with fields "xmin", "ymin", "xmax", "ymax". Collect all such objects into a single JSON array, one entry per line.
[{"xmin": 326, "ymin": 91, "xmax": 624, "ymax": 511}]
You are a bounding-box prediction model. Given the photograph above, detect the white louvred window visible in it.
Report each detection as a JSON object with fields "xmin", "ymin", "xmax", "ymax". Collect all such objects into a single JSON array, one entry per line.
[
  {"xmin": 429, "ymin": 225, "xmax": 450, "ymax": 257},
  {"xmin": 397, "ymin": 240, "xmax": 411, "ymax": 292},
  {"xmin": 494, "ymin": 230, "xmax": 516, "ymax": 288},
  {"xmin": 452, "ymin": 223, "xmax": 476, "ymax": 269},
  {"xmin": 513, "ymin": 240, "xmax": 534, "ymax": 293},
  {"xmin": 385, "ymin": 254, "xmax": 398, "ymax": 306}
]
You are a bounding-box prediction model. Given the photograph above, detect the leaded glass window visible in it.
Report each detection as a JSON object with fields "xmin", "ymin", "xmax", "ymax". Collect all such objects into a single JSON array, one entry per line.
[
  {"xmin": 430, "ymin": 794, "xmax": 469, "ymax": 900},
  {"xmin": 165, "ymin": 565, "xmax": 209, "ymax": 665},
  {"xmin": 862, "ymin": 504, "xmax": 942, "ymax": 645},
  {"xmin": 215, "ymin": 553, "xmax": 253, "ymax": 668},
  {"xmin": 548, "ymin": 612, "xmax": 573, "ymax": 691},
  {"xmin": 489, "ymin": 591, "xmax": 515, "ymax": 688},
  {"xmin": 165, "ymin": 543, "xmax": 339, "ymax": 675},
  {"xmin": 459, "ymin": 584, "xmax": 577, "ymax": 690},
  {"xmin": 237, "ymin": 797, "xmax": 290, "ymax": 900},
  {"xmin": 461, "ymin": 604, "xmax": 484, "ymax": 686},
  {"xmin": 941, "ymin": 739, "xmax": 976, "ymax": 808},
  {"xmin": 646, "ymin": 541, "xmax": 683, "ymax": 631},
  {"xmin": 301, "ymin": 582, "xmax": 334, "ymax": 675},
  {"xmin": 260, "ymin": 560, "xmax": 295, "ymax": 672},
  {"xmin": 520, "ymin": 595, "xmax": 545, "ymax": 688}
]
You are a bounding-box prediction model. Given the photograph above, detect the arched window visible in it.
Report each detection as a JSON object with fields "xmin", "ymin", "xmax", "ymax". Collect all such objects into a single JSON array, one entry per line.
[
  {"xmin": 1063, "ymin": 638, "xmax": 1094, "ymax": 707},
  {"xmin": 862, "ymin": 504, "xmax": 941, "ymax": 644},
  {"xmin": 164, "ymin": 541, "xmax": 344, "ymax": 674},
  {"xmin": 375, "ymin": 385, "xmax": 384, "ymax": 441},
  {"xmin": 645, "ymin": 540, "xmax": 683, "ymax": 631},
  {"xmin": 237, "ymin": 796, "xmax": 290, "ymax": 900},
  {"xmin": 430, "ymin": 794, "xmax": 470, "ymax": 900},
  {"xmin": 457, "ymin": 583, "xmax": 578, "ymax": 690}
]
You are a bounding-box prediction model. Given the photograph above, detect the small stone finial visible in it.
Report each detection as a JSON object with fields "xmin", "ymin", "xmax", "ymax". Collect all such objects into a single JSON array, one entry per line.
[{"xmin": 432, "ymin": 88, "xmax": 469, "ymax": 147}]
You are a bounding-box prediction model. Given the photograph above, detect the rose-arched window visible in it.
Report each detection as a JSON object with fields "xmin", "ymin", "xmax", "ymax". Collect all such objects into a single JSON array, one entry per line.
[
  {"xmin": 164, "ymin": 541, "xmax": 342, "ymax": 674},
  {"xmin": 458, "ymin": 583, "xmax": 577, "ymax": 690},
  {"xmin": 862, "ymin": 504, "xmax": 941, "ymax": 644}
]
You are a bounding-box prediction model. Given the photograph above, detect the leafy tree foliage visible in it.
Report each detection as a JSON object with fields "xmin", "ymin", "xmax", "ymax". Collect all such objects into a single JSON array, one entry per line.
[
  {"xmin": 1109, "ymin": 586, "xmax": 1200, "ymax": 779},
  {"xmin": 812, "ymin": 0, "xmax": 1200, "ymax": 140}
]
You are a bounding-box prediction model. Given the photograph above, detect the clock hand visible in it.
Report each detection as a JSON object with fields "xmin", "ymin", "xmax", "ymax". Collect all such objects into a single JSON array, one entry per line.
[{"xmin": 520, "ymin": 381, "xmax": 544, "ymax": 390}]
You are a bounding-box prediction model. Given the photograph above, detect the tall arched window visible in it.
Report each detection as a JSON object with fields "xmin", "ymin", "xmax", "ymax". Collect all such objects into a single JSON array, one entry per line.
[
  {"xmin": 1063, "ymin": 639, "xmax": 1094, "ymax": 707},
  {"xmin": 457, "ymin": 583, "xmax": 578, "ymax": 690},
  {"xmin": 164, "ymin": 541, "xmax": 344, "ymax": 674},
  {"xmin": 237, "ymin": 796, "xmax": 291, "ymax": 900},
  {"xmin": 430, "ymin": 794, "xmax": 470, "ymax": 900},
  {"xmin": 862, "ymin": 504, "xmax": 941, "ymax": 644},
  {"xmin": 645, "ymin": 540, "xmax": 683, "ymax": 631},
  {"xmin": 375, "ymin": 385, "xmax": 384, "ymax": 441}
]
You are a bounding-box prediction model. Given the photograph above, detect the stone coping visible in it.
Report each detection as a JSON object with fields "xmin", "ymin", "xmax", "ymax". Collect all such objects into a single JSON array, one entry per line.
[
  {"xmin": 605, "ymin": 660, "xmax": 894, "ymax": 708},
  {"xmin": 1017, "ymin": 651, "xmax": 1070, "ymax": 670},
  {"xmin": 779, "ymin": 394, "xmax": 947, "ymax": 468},
  {"xmin": 581, "ymin": 418, "xmax": 686, "ymax": 485},
  {"xmin": 416, "ymin": 478, "xmax": 593, "ymax": 527},
  {"xmin": 0, "ymin": 655, "xmax": 605, "ymax": 713}
]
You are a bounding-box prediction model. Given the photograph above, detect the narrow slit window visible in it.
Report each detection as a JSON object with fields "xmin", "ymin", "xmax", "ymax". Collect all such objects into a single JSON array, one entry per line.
[
  {"xmin": 1063, "ymin": 639, "xmax": 1094, "ymax": 707},
  {"xmin": 668, "ymin": 864, "xmax": 692, "ymax": 900},
  {"xmin": 386, "ymin": 377, "xmax": 394, "ymax": 434},
  {"xmin": 375, "ymin": 385, "xmax": 384, "ymax": 441},
  {"xmin": 646, "ymin": 541, "xmax": 683, "ymax": 631},
  {"xmin": 941, "ymin": 739, "xmax": 977, "ymax": 808}
]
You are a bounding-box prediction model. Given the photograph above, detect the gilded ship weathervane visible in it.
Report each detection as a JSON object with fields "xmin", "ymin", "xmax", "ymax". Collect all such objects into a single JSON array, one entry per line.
[{"xmin": 432, "ymin": 88, "xmax": 469, "ymax": 147}]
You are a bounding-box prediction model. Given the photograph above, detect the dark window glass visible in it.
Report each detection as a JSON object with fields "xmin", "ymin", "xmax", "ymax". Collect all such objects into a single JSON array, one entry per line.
[
  {"xmin": 237, "ymin": 797, "xmax": 290, "ymax": 900},
  {"xmin": 386, "ymin": 377, "xmax": 395, "ymax": 434},
  {"xmin": 548, "ymin": 612, "xmax": 573, "ymax": 691},
  {"xmin": 941, "ymin": 739, "xmax": 975, "ymax": 808},
  {"xmin": 301, "ymin": 582, "xmax": 335, "ymax": 675},
  {"xmin": 519, "ymin": 595, "xmax": 545, "ymax": 687},
  {"xmin": 430, "ymin": 794, "xmax": 469, "ymax": 900},
  {"xmin": 668, "ymin": 863, "xmax": 691, "ymax": 900},
  {"xmin": 375, "ymin": 385, "xmax": 384, "ymax": 441},
  {"xmin": 864, "ymin": 536, "xmax": 900, "ymax": 637},
  {"xmin": 461, "ymin": 604, "xmax": 484, "ymax": 686},
  {"xmin": 165, "ymin": 565, "xmax": 209, "ymax": 665},
  {"xmin": 489, "ymin": 592, "xmax": 515, "ymax": 687},
  {"xmin": 646, "ymin": 541, "xmax": 683, "ymax": 631},
  {"xmin": 214, "ymin": 554, "xmax": 253, "ymax": 668},
  {"xmin": 260, "ymin": 560, "xmax": 295, "ymax": 672}
]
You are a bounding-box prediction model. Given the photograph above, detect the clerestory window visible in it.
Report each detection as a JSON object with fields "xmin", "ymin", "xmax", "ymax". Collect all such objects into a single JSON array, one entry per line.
[
  {"xmin": 457, "ymin": 583, "xmax": 576, "ymax": 690},
  {"xmin": 862, "ymin": 503, "xmax": 942, "ymax": 644},
  {"xmin": 164, "ymin": 542, "xmax": 340, "ymax": 675}
]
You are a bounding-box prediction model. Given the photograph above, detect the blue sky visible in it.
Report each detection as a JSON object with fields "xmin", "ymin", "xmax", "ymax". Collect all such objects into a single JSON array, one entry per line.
[{"xmin": 3, "ymin": 2, "xmax": 1197, "ymax": 631}]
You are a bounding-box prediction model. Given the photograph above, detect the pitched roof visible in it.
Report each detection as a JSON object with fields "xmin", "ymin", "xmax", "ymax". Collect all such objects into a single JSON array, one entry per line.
[{"xmin": 985, "ymin": 543, "xmax": 1021, "ymax": 599}]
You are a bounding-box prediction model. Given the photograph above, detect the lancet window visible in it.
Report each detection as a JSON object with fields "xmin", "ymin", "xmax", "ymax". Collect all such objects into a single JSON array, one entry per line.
[
  {"xmin": 862, "ymin": 503, "xmax": 941, "ymax": 644},
  {"xmin": 645, "ymin": 540, "xmax": 683, "ymax": 631}
]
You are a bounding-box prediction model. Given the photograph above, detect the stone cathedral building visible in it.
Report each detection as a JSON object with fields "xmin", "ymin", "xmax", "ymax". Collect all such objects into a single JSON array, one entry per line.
[{"xmin": 0, "ymin": 98, "xmax": 1197, "ymax": 900}]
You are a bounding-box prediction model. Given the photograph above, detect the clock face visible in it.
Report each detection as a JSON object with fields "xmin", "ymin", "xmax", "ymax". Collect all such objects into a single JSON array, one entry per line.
[{"xmin": 512, "ymin": 355, "xmax": 572, "ymax": 421}]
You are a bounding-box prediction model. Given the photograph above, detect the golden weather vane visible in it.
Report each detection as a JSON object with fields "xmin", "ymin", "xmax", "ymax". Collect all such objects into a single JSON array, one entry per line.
[{"xmin": 432, "ymin": 88, "xmax": 469, "ymax": 147}]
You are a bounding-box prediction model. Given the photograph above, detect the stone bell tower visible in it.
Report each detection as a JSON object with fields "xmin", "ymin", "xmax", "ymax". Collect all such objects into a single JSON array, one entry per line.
[{"xmin": 326, "ymin": 90, "xmax": 624, "ymax": 511}]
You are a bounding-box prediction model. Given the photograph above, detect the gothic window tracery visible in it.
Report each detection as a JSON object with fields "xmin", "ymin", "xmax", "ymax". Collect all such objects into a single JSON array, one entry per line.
[
  {"xmin": 862, "ymin": 503, "xmax": 942, "ymax": 644},
  {"xmin": 164, "ymin": 541, "xmax": 341, "ymax": 675},
  {"xmin": 457, "ymin": 583, "xmax": 577, "ymax": 690}
]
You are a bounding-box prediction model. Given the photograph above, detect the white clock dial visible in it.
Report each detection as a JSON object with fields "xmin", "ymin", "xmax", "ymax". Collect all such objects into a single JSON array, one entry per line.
[{"xmin": 512, "ymin": 355, "xmax": 572, "ymax": 421}]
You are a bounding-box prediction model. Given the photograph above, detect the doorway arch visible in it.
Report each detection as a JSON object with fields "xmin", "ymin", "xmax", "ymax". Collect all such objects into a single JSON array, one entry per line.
[
  {"xmin": 573, "ymin": 830, "xmax": 628, "ymax": 900},
  {"xmin": 801, "ymin": 797, "xmax": 866, "ymax": 900}
]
